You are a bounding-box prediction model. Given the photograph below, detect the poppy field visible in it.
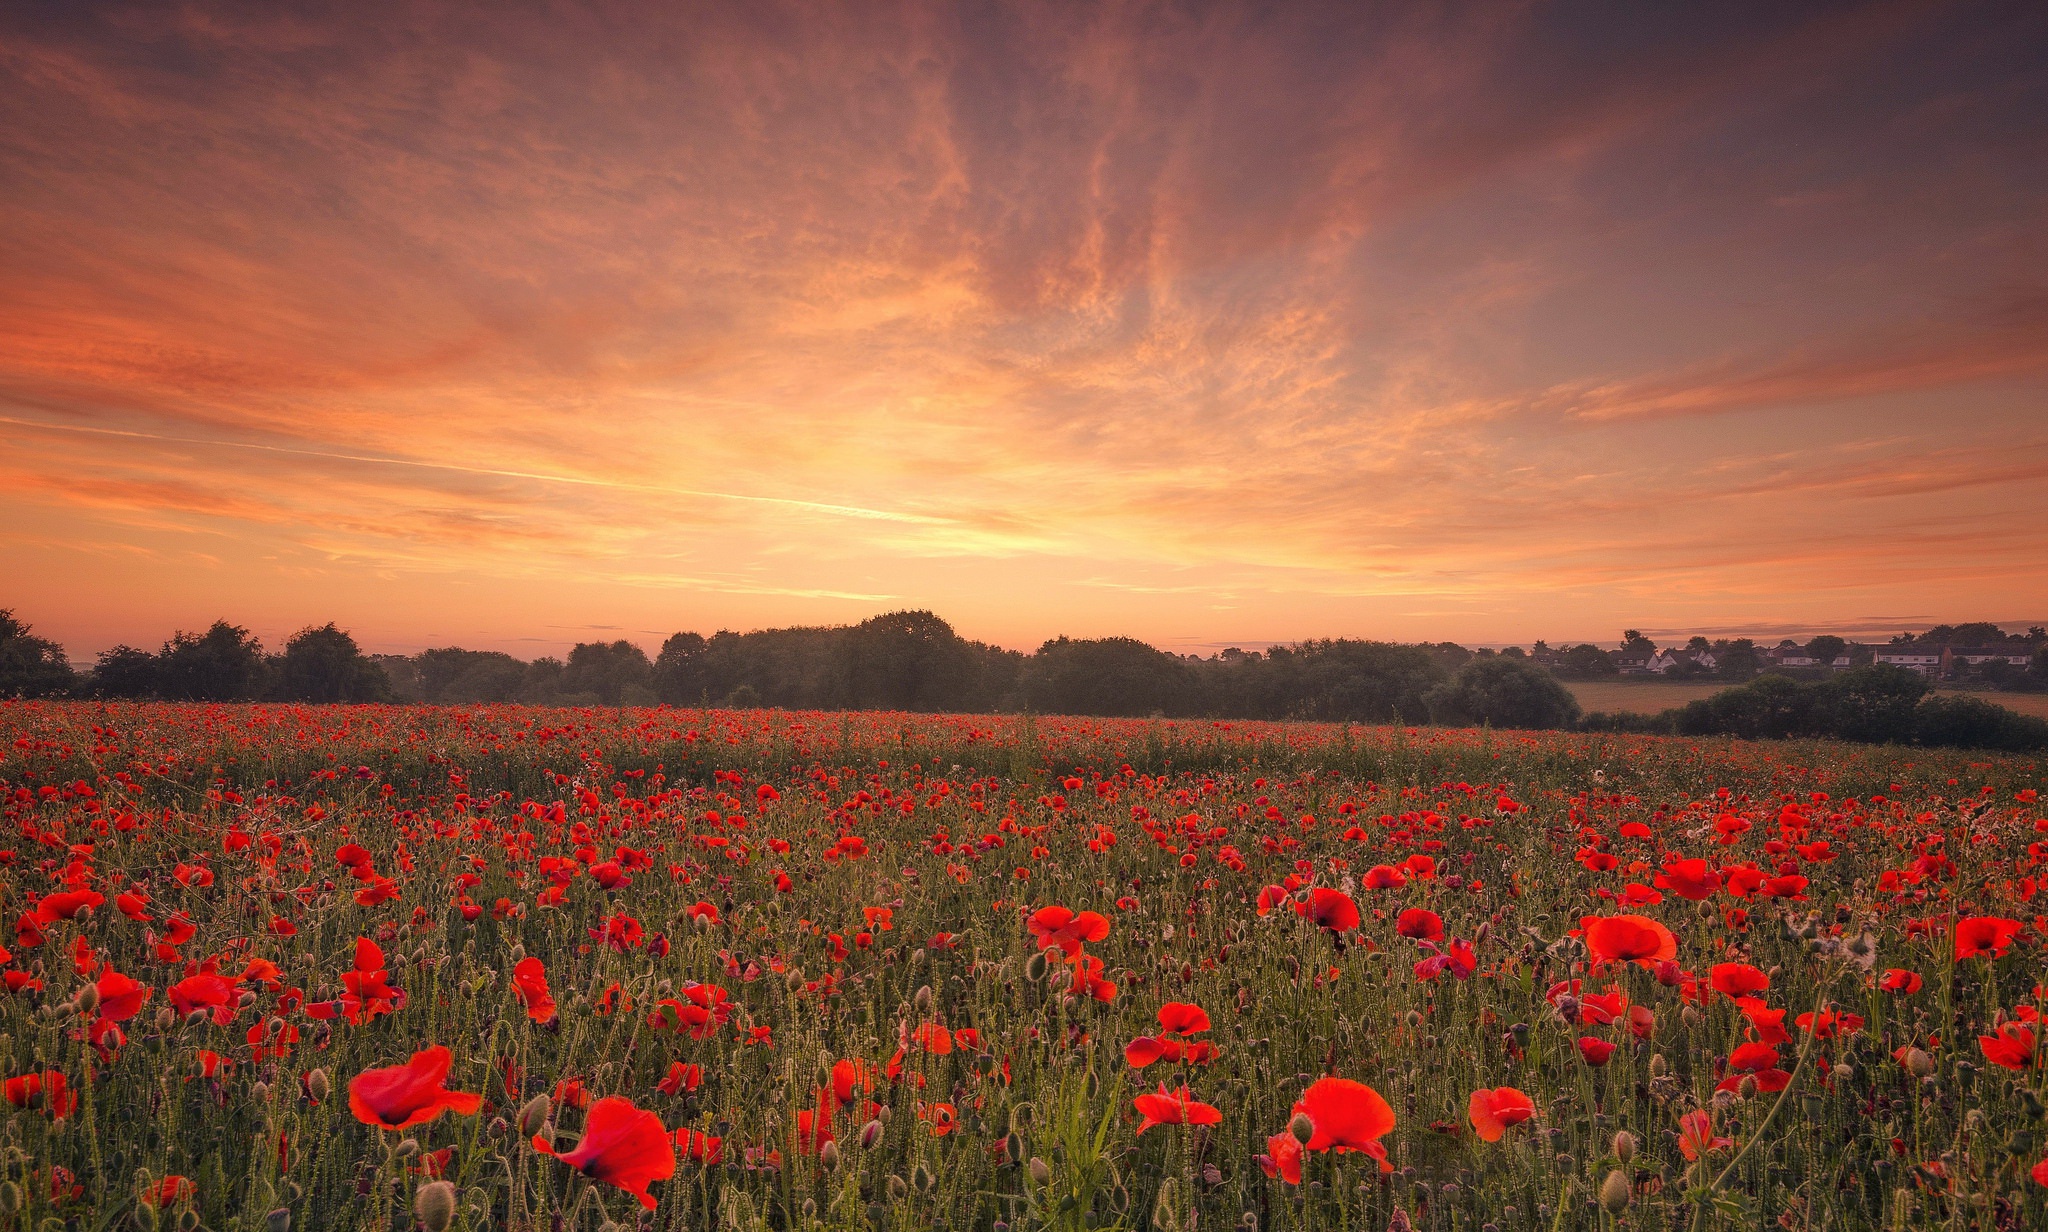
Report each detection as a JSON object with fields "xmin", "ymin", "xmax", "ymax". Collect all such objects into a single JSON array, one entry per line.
[{"xmin": 1, "ymin": 702, "xmax": 2045, "ymax": 1232}]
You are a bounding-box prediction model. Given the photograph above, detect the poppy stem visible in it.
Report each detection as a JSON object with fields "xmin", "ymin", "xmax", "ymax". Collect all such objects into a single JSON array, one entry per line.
[{"xmin": 1689, "ymin": 975, "xmax": 1832, "ymax": 1230}]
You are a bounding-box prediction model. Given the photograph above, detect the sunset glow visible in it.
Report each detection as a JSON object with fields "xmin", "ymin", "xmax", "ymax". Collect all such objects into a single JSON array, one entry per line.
[{"xmin": 4, "ymin": 2, "xmax": 2045, "ymax": 657}]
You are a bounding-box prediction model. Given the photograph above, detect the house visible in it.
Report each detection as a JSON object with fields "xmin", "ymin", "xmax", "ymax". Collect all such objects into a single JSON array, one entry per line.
[
  {"xmin": 1873, "ymin": 646, "xmax": 1943, "ymax": 677},
  {"xmin": 1941, "ymin": 646, "xmax": 2033, "ymax": 674},
  {"xmin": 1612, "ymin": 650, "xmax": 1658, "ymax": 675}
]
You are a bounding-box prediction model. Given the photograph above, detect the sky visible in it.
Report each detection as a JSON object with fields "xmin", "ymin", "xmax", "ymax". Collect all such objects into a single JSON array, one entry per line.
[{"xmin": 3, "ymin": 0, "xmax": 2046, "ymax": 661}]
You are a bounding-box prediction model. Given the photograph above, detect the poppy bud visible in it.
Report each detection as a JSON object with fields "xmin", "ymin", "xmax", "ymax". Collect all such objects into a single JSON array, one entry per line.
[
  {"xmin": 307, "ymin": 1069, "xmax": 331, "ymax": 1102},
  {"xmin": 1654, "ymin": 961, "xmax": 1681, "ymax": 987},
  {"xmin": 178, "ymin": 1212, "xmax": 200, "ymax": 1232},
  {"xmin": 1024, "ymin": 952, "xmax": 1049, "ymax": 982},
  {"xmin": 819, "ymin": 1141, "xmax": 840, "ymax": 1171},
  {"xmin": 518, "ymin": 1094, "xmax": 551, "ymax": 1136},
  {"xmin": 413, "ymin": 1180, "xmax": 456, "ymax": 1232},
  {"xmin": 1289, "ymin": 1113, "xmax": 1315, "ymax": 1144},
  {"xmin": 1903, "ymin": 1048, "xmax": 1934, "ymax": 1079},
  {"xmin": 1599, "ymin": 1169, "xmax": 1631, "ymax": 1214},
  {"xmin": 1648, "ymin": 1054, "xmax": 1668, "ymax": 1078},
  {"xmin": 915, "ymin": 986, "xmax": 932, "ymax": 1012},
  {"xmin": 785, "ymin": 969, "xmax": 804, "ymax": 991},
  {"xmin": 266, "ymin": 1209, "xmax": 290, "ymax": 1232},
  {"xmin": 73, "ymin": 983, "xmax": 99, "ymax": 1013},
  {"xmin": 1029, "ymin": 1156, "xmax": 1050, "ymax": 1186},
  {"xmin": 0, "ymin": 1182, "xmax": 19, "ymax": 1213},
  {"xmin": 1152, "ymin": 1178, "xmax": 1182, "ymax": 1232},
  {"xmin": 509, "ymin": 943, "xmax": 524, "ymax": 963},
  {"xmin": 1833, "ymin": 1063, "xmax": 1855, "ymax": 1083},
  {"xmin": 238, "ymin": 990, "xmax": 259, "ymax": 1009},
  {"xmin": 1612, "ymin": 1131, "xmax": 1636, "ymax": 1162},
  {"xmin": 156, "ymin": 1006, "xmax": 177, "ymax": 1032},
  {"xmin": 913, "ymin": 1163, "xmax": 936, "ymax": 1192},
  {"xmin": 395, "ymin": 1138, "xmax": 420, "ymax": 1159},
  {"xmin": 135, "ymin": 1205, "xmax": 158, "ymax": 1232},
  {"xmin": 1737, "ymin": 1075, "xmax": 1757, "ymax": 1099},
  {"xmin": 251, "ymin": 1081, "xmax": 270, "ymax": 1103},
  {"xmin": 185, "ymin": 1010, "xmax": 211, "ymax": 1030},
  {"xmin": 861, "ymin": 1119, "xmax": 883, "ymax": 1149}
]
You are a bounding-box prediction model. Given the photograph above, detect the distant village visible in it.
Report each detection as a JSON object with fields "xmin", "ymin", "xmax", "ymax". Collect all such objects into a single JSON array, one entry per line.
[{"xmin": 1521, "ymin": 621, "xmax": 2046, "ymax": 685}]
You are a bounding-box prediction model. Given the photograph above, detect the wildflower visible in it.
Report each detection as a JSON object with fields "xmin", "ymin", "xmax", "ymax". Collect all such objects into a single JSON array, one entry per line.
[
  {"xmin": 1291, "ymin": 1077, "xmax": 1395, "ymax": 1171},
  {"xmin": 347, "ymin": 1046, "xmax": 483, "ymax": 1130},
  {"xmin": 1581, "ymin": 915, "xmax": 1679, "ymax": 967},
  {"xmin": 533, "ymin": 1095, "xmax": 675, "ymax": 1211},
  {"xmin": 1677, "ymin": 1109, "xmax": 1733, "ymax": 1161},
  {"xmin": 1132, "ymin": 1084, "xmax": 1222, "ymax": 1135},
  {"xmin": 1954, "ymin": 917, "xmax": 2022, "ymax": 961},
  {"xmin": 1467, "ymin": 1087, "xmax": 1536, "ymax": 1142}
]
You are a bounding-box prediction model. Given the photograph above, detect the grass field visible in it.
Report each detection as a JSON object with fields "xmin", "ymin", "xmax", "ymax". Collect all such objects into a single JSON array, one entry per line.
[
  {"xmin": 2, "ymin": 701, "xmax": 2045, "ymax": 1231},
  {"xmin": 1567, "ymin": 678, "xmax": 2048, "ymax": 718}
]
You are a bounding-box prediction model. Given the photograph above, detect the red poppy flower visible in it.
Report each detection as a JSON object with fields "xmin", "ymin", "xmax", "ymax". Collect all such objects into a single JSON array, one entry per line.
[
  {"xmin": 1576, "ymin": 1037, "xmax": 1616, "ymax": 1066},
  {"xmin": 1980, "ymin": 1023, "xmax": 2037, "ymax": 1071},
  {"xmin": 1395, "ymin": 909, "xmax": 1444, "ymax": 942},
  {"xmin": 1654, "ymin": 858, "xmax": 1720, "ymax": 901},
  {"xmin": 1581, "ymin": 915, "xmax": 1679, "ymax": 967},
  {"xmin": 138, "ymin": 1175, "xmax": 195, "ymax": 1208},
  {"xmin": 535, "ymin": 1095, "xmax": 676, "ymax": 1211},
  {"xmin": 1261, "ymin": 1132, "xmax": 1304, "ymax": 1184},
  {"xmin": 1709, "ymin": 963, "xmax": 1768, "ymax": 1000},
  {"xmin": 1026, "ymin": 907, "xmax": 1110, "ymax": 957},
  {"xmin": 1305, "ymin": 888, "xmax": 1360, "ymax": 933},
  {"xmin": 1878, "ymin": 969, "xmax": 1923, "ymax": 994},
  {"xmin": 347, "ymin": 1046, "xmax": 484, "ymax": 1130},
  {"xmin": 513, "ymin": 957, "xmax": 556, "ymax": 1023},
  {"xmin": 1156, "ymin": 1002, "xmax": 1211, "ymax": 1035},
  {"xmin": 674, "ymin": 1127, "xmax": 722, "ymax": 1164},
  {"xmin": 1291, "ymin": 1077, "xmax": 1395, "ymax": 1170},
  {"xmin": 3, "ymin": 1071, "xmax": 75, "ymax": 1118},
  {"xmin": 658, "ymin": 1062, "xmax": 704, "ymax": 1097},
  {"xmin": 1468, "ymin": 1087, "xmax": 1536, "ymax": 1142},
  {"xmin": 1131, "ymin": 1084, "xmax": 1222, "ymax": 1135},
  {"xmin": 1678, "ymin": 1109, "xmax": 1733, "ymax": 1161},
  {"xmin": 1954, "ymin": 917, "xmax": 2023, "ymax": 961}
]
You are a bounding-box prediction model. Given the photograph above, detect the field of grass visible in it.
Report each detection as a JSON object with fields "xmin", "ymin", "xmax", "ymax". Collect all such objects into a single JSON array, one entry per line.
[
  {"xmin": 2, "ymin": 701, "xmax": 2044, "ymax": 1231},
  {"xmin": 1568, "ymin": 678, "xmax": 2048, "ymax": 719}
]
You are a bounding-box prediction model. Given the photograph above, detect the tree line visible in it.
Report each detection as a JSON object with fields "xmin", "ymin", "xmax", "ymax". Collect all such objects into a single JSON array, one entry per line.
[
  {"xmin": 0, "ymin": 608, "xmax": 1583, "ymax": 728},
  {"xmin": 3, "ymin": 606, "xmax": 2043, "ymax": 750}
]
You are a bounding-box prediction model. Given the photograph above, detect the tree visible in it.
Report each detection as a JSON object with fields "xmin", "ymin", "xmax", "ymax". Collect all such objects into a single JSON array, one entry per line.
[
  {"xmin": 653, "ymin": 632, "xmax": 711, "ymax": 705},
  {"xmin": 157, "ymin": 621, "xmax": 267, "ymax": 701},
  {"xmin": 276, "ymin": 624, "xmax": 391, "ymax": 703},
  {"xmin": 1804, "ymin": 635, "xmax": 1847, "ymax": 666},
  {"xmin": 90, "ymin": 646, "xmax": 162, "ymax": 698},
  {"xmin": 1020, "ymin": 637, "xmax": 1191, "ymax": 717},
  {"xmin": 1554, "ymin": 644, "xmax": 1618, "ymax": 679},
  {"xmin": 559, "ymin": 640, "xmax": 654, "ymax": 705},
  {"xmin": 1813, "ymin": 665, "xmax": 1928, "ymax": 743},
  {"xmin": 835, "ymin": 610, "xmax": 976, "ymax": 711},
  {"xmin": 0, "ymin": 610, "xmax": 76, "ymax": 697},
  {"xmin": 1423, "ymin": 657, "xmax": 1581, "ymax": 730}
]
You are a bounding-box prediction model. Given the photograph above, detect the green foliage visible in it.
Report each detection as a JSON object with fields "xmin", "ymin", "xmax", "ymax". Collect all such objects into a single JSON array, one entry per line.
[
  {"xmin": 0, "ymin": 610, "xmax": 76, "ymax": 698},
  {"xmin": 1423, "ymin": 655, "xmax": 1582, "ymax": 729}
]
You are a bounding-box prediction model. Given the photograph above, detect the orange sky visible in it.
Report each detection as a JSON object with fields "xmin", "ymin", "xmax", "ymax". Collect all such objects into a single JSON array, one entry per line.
[{"xmin": 4, "ymin": 2, "xmax": 2046, "ymax": 660}]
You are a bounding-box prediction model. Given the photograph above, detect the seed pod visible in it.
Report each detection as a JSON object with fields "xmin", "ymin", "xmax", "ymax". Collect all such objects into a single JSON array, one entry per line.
[
  {"xmin": 518, "ymin": 1094, "xmax": 551, "ymax": 1136},
  {"xmin": 1612, "ymin": 1130, "xmax": 1636, "ymax": 1163},
  {"xmin": 414, "ymin": 1181, "xmax": 457, "ymax": 1232},
  {"xmin": 1599, "ymin": 1169, "xmax": 1631, "ymax": 1214}
]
